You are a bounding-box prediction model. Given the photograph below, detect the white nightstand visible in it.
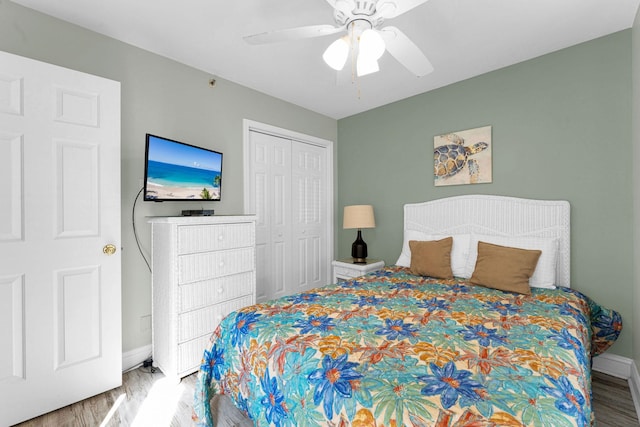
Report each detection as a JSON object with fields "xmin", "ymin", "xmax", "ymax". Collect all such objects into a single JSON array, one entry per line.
[{"xmin": 332, "ymin": 259, "xmax": 385, "ymax": 283}]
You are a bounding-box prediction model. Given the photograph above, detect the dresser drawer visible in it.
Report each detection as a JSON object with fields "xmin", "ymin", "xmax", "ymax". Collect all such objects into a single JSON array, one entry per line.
[
  {"xmin": 176, "ymin": 334, "xmax": 211, "ymax": 376},
  {"xmin": 177, "ymin": 294, "xmax": 254, "ymax": 343},
  {"xmin": 178, "ymin": 271, "xmax": 255, "ymax": 312},
  {"xmin": 178, "ymin": 247, "xmax": 255, "ymax": 284},
  {"xmin": 177, "ymin": 222, "xmax": 255, "ymax": 254}
]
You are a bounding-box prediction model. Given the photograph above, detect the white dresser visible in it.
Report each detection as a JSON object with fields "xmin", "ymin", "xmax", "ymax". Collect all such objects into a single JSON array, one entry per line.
[{"xmin": 148, "ymin": 215, "xmax": 257, "ymax": 380}]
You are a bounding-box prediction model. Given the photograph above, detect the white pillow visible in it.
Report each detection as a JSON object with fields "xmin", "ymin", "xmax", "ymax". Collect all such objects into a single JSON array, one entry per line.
[
  {"xmin": 396, "ymin": 231, "xmax": 470, "ymax": 278},
  {"xmin": 462, "ymin": 234, "xmax": 558, "ymax": 288}
]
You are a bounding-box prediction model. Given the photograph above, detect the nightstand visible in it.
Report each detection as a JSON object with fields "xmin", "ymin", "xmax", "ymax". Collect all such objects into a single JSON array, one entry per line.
[{"xmin": 332, "ymin": 259, "xmax": 385, "ymax": 283}]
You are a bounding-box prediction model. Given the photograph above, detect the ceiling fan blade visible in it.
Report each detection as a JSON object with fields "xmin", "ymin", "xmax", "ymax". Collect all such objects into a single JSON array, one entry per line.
[
  {"xmin": 244, "ymin": 25, "xmax": 343, "ymax": 45},
  {"xmin": 325, "ymin": 0, "xmax": 355, "ymax": 15},
  {"xmin": 380, "ymin": 26, "xmax": 433, "ymax": 76},
  {"xmin": 377, "ymin": 0, "xmax": 430, "ymax": 19}
]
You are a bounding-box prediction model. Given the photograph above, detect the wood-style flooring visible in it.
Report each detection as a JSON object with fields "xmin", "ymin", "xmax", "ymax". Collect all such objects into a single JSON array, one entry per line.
[
  {"xmin": 13, "ymin": 368, "xmax": 640, "ymax": 426},
  {"xmin": 592, "ymin": 370, "xmax": 640, "ymax": 427}
]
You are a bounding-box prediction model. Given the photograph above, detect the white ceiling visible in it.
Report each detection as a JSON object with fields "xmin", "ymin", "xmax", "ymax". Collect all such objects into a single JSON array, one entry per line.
[{"xmin": 12, "ymin": 0, "xmax": 640, "ymax": 119}]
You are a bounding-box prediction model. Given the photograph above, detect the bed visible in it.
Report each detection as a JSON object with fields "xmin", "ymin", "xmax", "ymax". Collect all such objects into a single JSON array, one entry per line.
[{"xmin": 193, "ymin": 195, "xmax": 622, "ymax": 427}]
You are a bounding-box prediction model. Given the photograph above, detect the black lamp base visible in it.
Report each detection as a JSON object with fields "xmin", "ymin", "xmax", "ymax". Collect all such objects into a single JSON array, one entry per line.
[{"xmin": 351, "ymin": 229, "xmax": 368, "ymax": 264}]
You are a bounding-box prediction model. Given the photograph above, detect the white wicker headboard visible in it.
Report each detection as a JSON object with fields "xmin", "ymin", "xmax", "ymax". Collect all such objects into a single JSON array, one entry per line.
[{"xmin": 402, "ymin": 195, "xmax": 571, "ymax": 287}]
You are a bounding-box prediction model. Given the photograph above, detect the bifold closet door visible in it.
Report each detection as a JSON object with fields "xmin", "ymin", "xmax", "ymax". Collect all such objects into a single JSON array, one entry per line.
[
  {"xmin": 248, "ymin": 131, "xmax": 292, "ymax": 302},
  {"xmin": 247, "ymin": 130, "xmax": 330, "ymax": 302},
  {"xmin": 291, "ymin": 141, "xmax": 328, "ymax": 293}
]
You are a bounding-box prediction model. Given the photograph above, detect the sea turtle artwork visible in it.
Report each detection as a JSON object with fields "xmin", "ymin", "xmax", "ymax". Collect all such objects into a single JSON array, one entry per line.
[{"xmin": 433, "ymin": 126, "xmax": 492, "ymax": 186}]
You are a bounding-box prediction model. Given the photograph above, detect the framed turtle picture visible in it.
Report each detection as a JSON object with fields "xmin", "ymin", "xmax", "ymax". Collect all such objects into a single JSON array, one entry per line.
[{"xmin": 434, "ymin": 125, "xmax": 492, "ymax": 186}]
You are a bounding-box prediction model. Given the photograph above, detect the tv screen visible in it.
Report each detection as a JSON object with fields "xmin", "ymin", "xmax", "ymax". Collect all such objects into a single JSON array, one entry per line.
[{"xmin": 143, "ymin": 134, "xmax": 223, "ymax": 201}]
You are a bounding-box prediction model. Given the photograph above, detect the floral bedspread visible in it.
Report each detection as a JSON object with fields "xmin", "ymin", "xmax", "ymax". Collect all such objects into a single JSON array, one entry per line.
[{"xmin": 193, "ymin": 266, "xmax": 622, "ymax": 427}]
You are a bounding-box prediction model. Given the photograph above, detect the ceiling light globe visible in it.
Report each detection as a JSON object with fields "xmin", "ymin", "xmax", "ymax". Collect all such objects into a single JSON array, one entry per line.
[
  {"xmin": 356, "ymin": 55, "xmax": 379, "ymax": 77},
  {"xmin": 323, "ymin": 37, "xmax": 349, "ymax": 71},
  {"xmin": 359, "ymin": 29, "xmax": 385, "ymax": 60}
]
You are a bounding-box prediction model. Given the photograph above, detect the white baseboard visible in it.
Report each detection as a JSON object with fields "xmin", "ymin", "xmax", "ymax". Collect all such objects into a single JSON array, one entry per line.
[
  {"xmin": 592, "ymin": 353, "xmax": 640, "ymax": 421},
  {"xmin": 122, "ymin": 344, "xmax": 152, "ymax": 373},
  {"xmin": 592, "ymin": 353, "xmax": 632, "ymax": 379},
  {"xmin": 629, "ymin": 361, "xmax": 640, "ymax": 422}
]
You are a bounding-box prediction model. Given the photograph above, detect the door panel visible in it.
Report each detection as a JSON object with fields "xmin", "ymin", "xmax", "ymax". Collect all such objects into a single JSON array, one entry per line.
[
  {"xmin": 54, "ymin": 139, "xmax": 100, "ymax": 237},
  {"xmin": 0, "ymin": 274, "xmax": 24, "ymax": 381},
  {"xmin": 0, "ymin": 133, "xmax": 23, "ymax": 241},
  {"xmin": 248, "ymin": 131, "xmax": 291, "ymax": 302},
  {"xmin": 54, "ymin": 266, "xmax": 101, "ymax": 369},
  {"xmin": 54, "ymin": 86, "xmax": 100, "ymax": 127},
  {"xmin": 0, "ymin": 50, "xmax": 121, "ymax": 426},
  {"xmin": 291, "ymin": 142, "xmax": 327, "ymax": 292},
  {"xmin": 0, "ymin": 72, "xmax": 23, "ymax": 115}
]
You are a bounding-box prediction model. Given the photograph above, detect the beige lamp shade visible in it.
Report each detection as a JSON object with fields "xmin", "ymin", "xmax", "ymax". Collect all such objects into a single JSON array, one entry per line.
[{"xmin": 343, "ymin": 205, "xmax": 375, "ymax": 229}]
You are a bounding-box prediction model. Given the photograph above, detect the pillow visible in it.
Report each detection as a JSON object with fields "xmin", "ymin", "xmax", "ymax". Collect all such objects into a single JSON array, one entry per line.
[
  {"xmin": 469, "ymin": 242, "xmax": 541, "ymax": 295},
  {"xmin": 397, "ymin": 231, "xmax": 470, "ymax": 277},
  {"xmin": 462, "ymin": 234, "xmax": 558, "ymax": 288},
  {"xmin": 409, "ymin": 238, "xmax": 454, "ymax": 279}
]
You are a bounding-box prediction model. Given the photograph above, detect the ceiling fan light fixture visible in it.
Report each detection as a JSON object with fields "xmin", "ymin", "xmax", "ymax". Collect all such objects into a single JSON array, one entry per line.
[
  {"xmin": 359, "ymin": 28, "xmax": 385, "ymax": 60},
  {"xmin": 356, "ymin": 55, "xmax": 379, "ymax": 76},
  {"xmin": 323, "ymin": 37, "xmax": 349, "ymax": 71}
]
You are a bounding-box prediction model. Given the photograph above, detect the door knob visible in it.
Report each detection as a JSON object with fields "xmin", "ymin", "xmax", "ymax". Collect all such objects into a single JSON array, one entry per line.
[{"xmin": 103, "ymin": 244, "xmax": 117, "ymax": 255}]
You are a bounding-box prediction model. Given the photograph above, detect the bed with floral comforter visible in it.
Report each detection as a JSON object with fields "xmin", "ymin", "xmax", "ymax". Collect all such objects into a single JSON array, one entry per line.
[{"xmin": 193, "ymin": 266, "xmax": 622, "ymax": 427}]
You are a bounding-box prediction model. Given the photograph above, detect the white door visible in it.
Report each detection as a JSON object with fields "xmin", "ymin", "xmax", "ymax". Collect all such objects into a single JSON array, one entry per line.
[
  {"xmin": 0, "ymin": 51, "xmax": 121, "ymax": 426},
  {"xmin": 291, "ymin": 141, "xmax": 328, "ymax": 292},
  {"xmin": 245, "ymin": 122, "xmax": 333, "ymax": 302},
  {"xmin": 248, "ymin": 131, "xmax": 292, "ymax": 302}
]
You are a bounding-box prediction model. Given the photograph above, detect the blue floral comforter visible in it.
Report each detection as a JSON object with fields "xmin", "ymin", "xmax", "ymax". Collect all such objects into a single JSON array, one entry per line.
[{"xmin": 193, "ymin": 266, "xmax": 622, "ymax": 427}]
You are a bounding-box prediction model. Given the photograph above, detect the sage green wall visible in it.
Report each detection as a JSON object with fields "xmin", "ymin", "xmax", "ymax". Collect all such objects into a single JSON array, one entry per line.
[
  {"xmin": 338, "ymin": 31, "xmax": 632, "ymax": 357},
  {"xmin": 0, "ymin": 2, "xmax": 337, "ymax": 355},
  {"xmin": 632, "ymin": 9, "xmax": 640, "ymax": 370}
]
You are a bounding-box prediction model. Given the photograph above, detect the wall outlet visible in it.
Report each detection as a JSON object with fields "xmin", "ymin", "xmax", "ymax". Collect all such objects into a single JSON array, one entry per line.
[{"xmin": 140, "ymin": 314, "xmax": 151, "ymax": 332}]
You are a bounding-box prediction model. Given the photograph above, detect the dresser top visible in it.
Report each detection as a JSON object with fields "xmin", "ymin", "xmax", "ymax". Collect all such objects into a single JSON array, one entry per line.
[{"xmin": 147, "ymin": 215, "xmax": 257, "ymax": 224}]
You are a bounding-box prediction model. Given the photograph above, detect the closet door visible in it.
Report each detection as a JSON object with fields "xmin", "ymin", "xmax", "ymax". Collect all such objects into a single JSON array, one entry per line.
[
  {"xmin": 291, "ymin": 141, "xmax": 328, "ymax": 292},
  {"xmin": 246, "ymin": 126, "xmax": 332, "ymax": 302},
  {"xmin": 247, "ymin": 131, "xmax": 292, "ymax": 302}
]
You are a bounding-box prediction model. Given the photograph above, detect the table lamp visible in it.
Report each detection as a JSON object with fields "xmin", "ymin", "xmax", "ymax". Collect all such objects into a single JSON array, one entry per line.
[{"xmin": 343, "ymin": 205, "xmax": 376, "ymax": 264}]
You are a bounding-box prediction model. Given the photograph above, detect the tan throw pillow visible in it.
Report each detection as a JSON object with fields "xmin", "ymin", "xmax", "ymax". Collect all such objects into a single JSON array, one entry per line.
[
  {"xmin": 409, "ymin": 237, "xmax": 454, "ymax": 279},
  {"xmin": 469, "ymin": 241, "xmax": 541, "ymax": 295}
]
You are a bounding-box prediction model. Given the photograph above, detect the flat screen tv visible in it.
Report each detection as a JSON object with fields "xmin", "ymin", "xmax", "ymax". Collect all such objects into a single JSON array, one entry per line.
[{"xmin": 143, "ymin": 134, "xmax": 223, "ymax": 201}]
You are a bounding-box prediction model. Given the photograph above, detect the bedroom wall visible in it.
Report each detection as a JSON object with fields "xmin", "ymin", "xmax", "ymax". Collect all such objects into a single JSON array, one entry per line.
[
  {"xmin": 0, "ymin": 2, "xmax": 338, "ymax": 355},
  {"xmin": 338, "ymin": 31, "xmax": 633, "ymax": 358}
]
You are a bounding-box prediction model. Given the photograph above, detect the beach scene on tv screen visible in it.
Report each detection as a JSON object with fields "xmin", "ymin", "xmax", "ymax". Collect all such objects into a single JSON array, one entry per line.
[{"xmin": 145, "ymin": 136, "xmax": 222, "ymax": 200}]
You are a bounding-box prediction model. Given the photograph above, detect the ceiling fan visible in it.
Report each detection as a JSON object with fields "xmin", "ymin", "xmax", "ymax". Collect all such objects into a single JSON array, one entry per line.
[{"xmin": 243, "ymin": 0, "xmax": 434, "ymax": 78}]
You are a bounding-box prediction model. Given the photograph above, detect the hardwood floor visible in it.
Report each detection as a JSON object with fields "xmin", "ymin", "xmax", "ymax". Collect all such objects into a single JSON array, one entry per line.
[
  {"xmin": 592, "ymin": 371, "xmax": 639, "ymax": 427},
  {"xmin": 14, "ymin": 367, "xmax": 197, "ymax": 427},
  {"xmin": 14, "ymin": 368, "xmax": 640, "ymax": 426}
]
